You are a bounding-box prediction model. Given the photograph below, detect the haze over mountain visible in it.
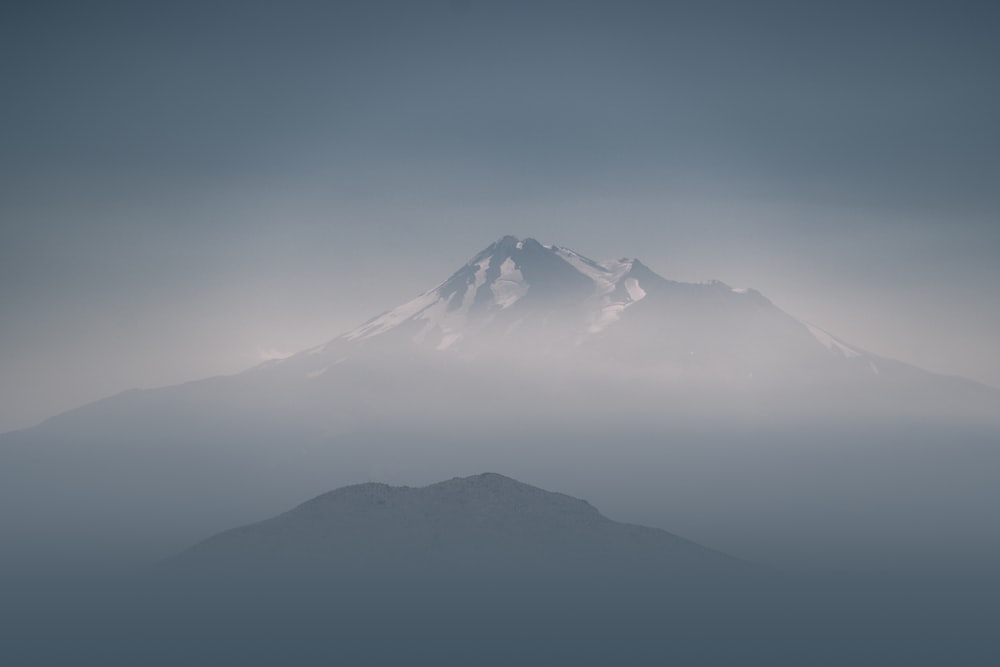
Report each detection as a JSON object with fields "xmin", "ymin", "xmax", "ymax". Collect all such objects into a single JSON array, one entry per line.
[
  {"xmin": 168, "ymin": 473, "xmax": 745, "ymax": 577},
  {"xmin": 278, "ymin": 235, "xmax": 988, "ymax": 397},
  {"xmin": 5, "ymin": 4, "xmax": 999, "ymax": 662},
  {"xmin": 1, "ymin": 236, "xmax": 998, "ymax": 575}
]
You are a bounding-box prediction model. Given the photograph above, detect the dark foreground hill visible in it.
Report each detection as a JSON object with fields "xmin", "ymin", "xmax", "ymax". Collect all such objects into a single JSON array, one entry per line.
[
  {"xmin": 5, "ymin": 477, "xmax": 1000, "ymax": 666},
  {"xmin": 167, "ymin": 473, "xmax": 745, "ymax": 577}
]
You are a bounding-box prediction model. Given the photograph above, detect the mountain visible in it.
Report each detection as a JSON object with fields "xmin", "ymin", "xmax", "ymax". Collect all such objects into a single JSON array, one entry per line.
[
  {"xmin": 166, "ymin": 473, "xmax": 745, "ymax": 577},
  {"xmin": 262, "ymin": 235, "xmax": 994, "ymax": 413},
  {"xmin": 280, "ymin": 235, "xmax": 887, "ymax": 382},
  {"xmin": 1, "ymin": 236, "xmax": 998, "ymax": 575}
]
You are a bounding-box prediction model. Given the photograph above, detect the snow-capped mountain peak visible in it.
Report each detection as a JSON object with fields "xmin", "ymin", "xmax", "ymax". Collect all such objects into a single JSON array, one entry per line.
[
  {"xmin": 338, "ymin": 236, "xmax": 654, "ymax": 348},
  {"xmin": 285, "ymin": 236, "xmax": 905, "ymax": 384}
]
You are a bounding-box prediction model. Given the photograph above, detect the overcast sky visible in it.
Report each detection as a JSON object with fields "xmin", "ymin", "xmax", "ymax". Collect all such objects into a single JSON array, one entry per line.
[{"xmin": 2, "ymin": 0, "xmax": 998, "ymax": 432}]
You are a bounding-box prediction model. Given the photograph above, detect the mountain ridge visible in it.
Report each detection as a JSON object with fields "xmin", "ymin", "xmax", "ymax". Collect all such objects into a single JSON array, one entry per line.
[
  {"xmin": 262, "ymin": 235, "xmax": 961, "ymax": 392},
  {"xmin": 166, "ymin": 472, "xmax": 748, "ymax": 577},
  {"xmin": 2, "ymin": 235, "xmax": 999, "ymax": 576}
]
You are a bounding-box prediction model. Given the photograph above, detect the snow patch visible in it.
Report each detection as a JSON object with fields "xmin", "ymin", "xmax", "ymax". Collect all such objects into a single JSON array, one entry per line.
[
  {"xmin": 437, "ymin": 332, "xmax": 462, "ymax": 351},
  {"xmin": 490, "ymin": 257, "xmax": 529, "ymax": 309},
  {"xmin": 468, "ymin": 258, "xmax": 490, "ymax": 306},
  {"xmin": 344, "ymin": 289, "xmax": 440, "ymax": 341},
  {"xmin": 551, "ymin": 246, "xmax": 647, "ymax": 334},
  {"xmin": 589, "ymin": 304, "xmax": 627, "ymax": 334},
  {"xmin": 624, "ymin": 278, "xmax": 646, "ymax": 302},
  {"xmin": 344, "ymin": 257, "xmax": 493, "ymax": 342},
  {"xmin": 804, "ymin": 323, "xmax": 862, "ymax": 359},
  {"xmin": 257, "ymin": 348, "xmax": 292, "ymax": 361},
  {"xmin": 551, "ymin": 247, "xmax": 632, "ymax": 296}
]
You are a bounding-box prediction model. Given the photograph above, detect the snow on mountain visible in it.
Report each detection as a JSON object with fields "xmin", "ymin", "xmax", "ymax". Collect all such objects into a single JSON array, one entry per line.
[
  {"xmin": 802, "ymin": 322, "xmax": 862, "ymax": 359},
  {"xmin": 292, "ymin": 235, "xmax": 886, "ymax": 382},
  {"xmin": 339, "ymin": 236, "xmax": 598, "ymax": 348},
  {"xmin": 321, "ymin": 237, "xmax": 730, "ymax": 348}
]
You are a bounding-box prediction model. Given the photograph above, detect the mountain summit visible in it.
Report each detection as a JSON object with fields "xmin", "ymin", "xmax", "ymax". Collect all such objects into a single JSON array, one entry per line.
[
  {"xmin": 344, "ymin": 236, "xmax": 640, "ymax": 344},
  {"xmin": 282, "ymin": 235, "xmax": 888, "ymax": 384},
  {"xmin": 340, "ymin": 236, "xmax": 658, "ymax": 348}
]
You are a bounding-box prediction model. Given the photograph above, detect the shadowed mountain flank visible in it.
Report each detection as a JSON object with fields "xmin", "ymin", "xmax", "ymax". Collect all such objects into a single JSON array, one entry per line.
[{"xmin": 166, "ymin": 473, "xmax": 745, "ymax": 577}]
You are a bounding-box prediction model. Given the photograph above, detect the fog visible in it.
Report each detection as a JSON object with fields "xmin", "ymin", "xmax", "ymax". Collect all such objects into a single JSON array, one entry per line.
[
  {"xmin": 2, "ymin": 290, "xmax": 999, "ymax": 663},
  {"xmin": 3, "ymin": 2, "xmax": 1000, "ymax": 662},
  {"xmin": 2, "ymin": 339, "xmax": 998, "ymax": 574}
]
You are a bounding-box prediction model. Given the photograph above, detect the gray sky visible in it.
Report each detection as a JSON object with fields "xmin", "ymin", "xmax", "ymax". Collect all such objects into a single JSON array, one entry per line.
[{"xmin": 2, "ymin": 0, "xmax": 999, "ymax": 432}]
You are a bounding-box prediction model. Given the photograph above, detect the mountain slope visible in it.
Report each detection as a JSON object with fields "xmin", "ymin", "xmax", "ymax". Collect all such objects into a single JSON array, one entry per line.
[
  {"xmin": 1, "ymin": 235, "xmax": 998, "ymax": 575},
  {"xmin": 274, "ymin": 235, "xmax": 944, "ymax": 388},
  {"xmin": 167, "ymin": 473, "xmax": 745, "ymax": 576}
]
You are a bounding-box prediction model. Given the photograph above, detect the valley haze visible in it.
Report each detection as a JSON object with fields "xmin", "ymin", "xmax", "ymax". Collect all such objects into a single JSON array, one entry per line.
[
  {"xmin": 2, "ymin": 236, "xmax": 999, "ymax": 667},
  {"xmin": 1, "ymin": 235, "xmax": 997, "ymax": 577}
]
